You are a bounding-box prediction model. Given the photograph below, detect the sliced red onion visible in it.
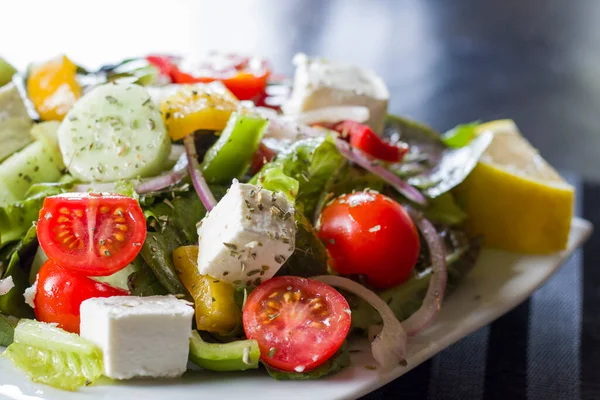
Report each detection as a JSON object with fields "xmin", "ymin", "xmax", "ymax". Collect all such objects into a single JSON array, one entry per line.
[
  {"xmin": 183, "ymin": 135, "xmax": 217, "ymax": 211},
  {"xmin": 402, "ymin": 210, "xmax": 447, "ymax": 336},
  {"xmin": 134, "ymin": 168, "xmax": 188, "ymax": 193},
  {"xmin": 313, "ymin": 275, "xmax": 407, "ymax": 369},
  {"xmin": 334, "ymin": 138, "xmax": 428, "ymax": 206},
  {"xmin": 0, "ymin": 276, "xmax": 14, "ymax": 296},
  {"xmin": 283, "ymin": 106, "xmax": 370, "ymax": 125}
]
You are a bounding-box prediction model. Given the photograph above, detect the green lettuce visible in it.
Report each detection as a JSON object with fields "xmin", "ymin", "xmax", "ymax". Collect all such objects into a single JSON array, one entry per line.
[
  {"xmin": 251, "ymin": 135, "xmax": 345, "ymax": 219},
  {"xmin": 254, "ymin": 166, "xmax": 300, "ymax": 203},
  {"xmin": 441, "ymin": 122, "xmax": 480, "ymax": 148},
  {"xmin": 0, "ymin": 183, "xmax": 65, "ymax": 249}
]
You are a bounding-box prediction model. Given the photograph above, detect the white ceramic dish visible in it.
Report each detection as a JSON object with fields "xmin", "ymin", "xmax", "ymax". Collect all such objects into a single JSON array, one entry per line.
[{"xmin": 0, "ymin": 217, "xmax": 592, "ymax": 400}]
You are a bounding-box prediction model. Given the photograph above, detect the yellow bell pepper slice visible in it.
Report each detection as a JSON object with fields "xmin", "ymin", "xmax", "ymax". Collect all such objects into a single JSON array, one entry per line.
[
  {"xmin": 173, "ymin": 245, "xmax": 241, "ymax": 333},
  {"xmin": 27, "ymin": 55, "xmax": 82, "ymax": 121},
  {"xmin": 160, "ymin": 82, "xmax": 239, "ymax": 141}
]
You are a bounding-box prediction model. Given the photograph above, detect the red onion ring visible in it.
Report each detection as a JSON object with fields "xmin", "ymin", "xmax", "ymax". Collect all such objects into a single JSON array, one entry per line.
[
  {"xmin": 183, "ymin": 135, "xmax": 217, "ymax": 211},
  {"xmin": 334, "ymin": 138, "xmax": 428, "ymax": 206},
  {"xmin": 402, "ymin": 210, "xmax": 447, "ymax": 336},
  {"xmin": 134, "ymin": 169, "xmax": 188, "ymax": 193}
]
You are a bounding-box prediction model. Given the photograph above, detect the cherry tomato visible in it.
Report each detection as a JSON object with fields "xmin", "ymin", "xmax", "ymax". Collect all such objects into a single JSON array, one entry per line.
[
  {"xmin": 243, "ymin": 276, "xmax": 351, "ymax": 373},
  {"xmin": 249, "ymin": 142, "xmax": 277, "ymax": 175},
  {"xmin": 317, "ymin": 192, "xmax": 420, "ymax": 289},
  {"xmin": 333, "ymin": 121, "xmax": 408, "ymax": 162},
  {"xmin": 37, "ymin": 193, "xmax": 146, "ymax": 276},
  {"xmin": 34, "ymin": 260, "xmax": 128, "ymax": 333}
]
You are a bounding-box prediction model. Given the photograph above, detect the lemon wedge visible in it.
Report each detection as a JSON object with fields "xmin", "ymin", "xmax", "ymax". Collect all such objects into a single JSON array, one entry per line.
[{"xmin": 454, "ymin": 119, "xmax": 574, "ymax": 254}]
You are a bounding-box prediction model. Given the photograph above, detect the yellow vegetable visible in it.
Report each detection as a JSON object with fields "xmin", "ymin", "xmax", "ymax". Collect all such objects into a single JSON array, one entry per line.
[
  {"xmin": 454, "ymin": 119, "xmax": 574, "ymax": 254},
  {"xmin": 160, "ymin": 82, "xmax": 239, "ymax": 140},
  {"xmin": 173, "ymin": 246, "xmax": 241, "ymax": 333},
  {"xmin": 27, "ymin": 55, "xmax": 81, "ymax": 121}
]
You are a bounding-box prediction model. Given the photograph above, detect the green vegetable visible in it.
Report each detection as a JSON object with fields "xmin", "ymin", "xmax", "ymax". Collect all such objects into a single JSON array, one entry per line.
[
  {"xmin": 201, "ymin": 112, "xmax": 268, "ymax": 184},
  {"xmin": 57, "ymin": 82, "xmax": 171, "ymax": 182},
  {"xmin": 252, "ymin": 134, "xmax": 345, "ymax": 219},
  {"xmin": 94, "ymin": 260, "xmax": 142, "ymax": 291},
  {"xmin": 0, "ymin": 83, "xmax": 34, "ymax": 163},
  {"xmin": 0, "ymin": 314, "xmax": 19, "ymax": 346},
  {"xmin": 0, "ymin": 58, "xmax": 17, "ymax": 87},
  {"xmin": 442, "ymin": 122, "xmax": 480, "ymax": 148},
  {"xmin": 127, "ymin": 257, "xmax": 169, "ymax": 296},
  {"xmin": 276, "ymin": 211, "xmax": 328, "ymax": 278},
  {"xmin": 3, "ymin": 319, "xmax": 103, "ymax": 391},
  {"xmin": 189, "ymin": 330, "xmax": 260, "ymax": 371},
  {"xmin": 0, "ymin": 183, "xmax": 65, "ymax": 249},
  {"xmin": 0, "ymin": 225, "xmax": 38, "ymax": 318},
  {"xmin": 254, "ymin": 166, "xmax": 300, "ymax": 203},
  {"xmin": 264, "ymin": 342, "xmax": 350, "ymax": 380},
  {"xmin": 0, "ymin": 122, "xmax": 64, "ymax": 206},
  {"xmin": 348, "ymin": 236, "xmax": 482, "ymax": 331},
  {"xmin": 328, "ymin": 164, "xmax": 385, "ymax": 197},
  {"xmin": 422, "ymin": 192, "xmax": 467, "ymax": 226},
  {"xmin": 103, "ymin": 58, "xmax": 161, "ymax": 86}
]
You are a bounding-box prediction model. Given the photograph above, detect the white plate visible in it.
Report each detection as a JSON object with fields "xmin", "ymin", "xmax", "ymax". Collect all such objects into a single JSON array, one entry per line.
[{"xmin": 0, "ymin": 218, "xmax": 592, "ymax": 400}]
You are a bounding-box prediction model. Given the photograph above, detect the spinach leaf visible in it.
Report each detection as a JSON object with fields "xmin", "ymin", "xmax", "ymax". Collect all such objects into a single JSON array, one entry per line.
[
  {"xmin": 264, "ymin": 341, "xmax": 350, "ymax": 380},
  {"xmin": 385, "ymin": 115, "xmax": 492, "ymax": 198},
  {"xmin": 276, "ymin": 211, "xmax": 328, "ymax": 278},
  {"xmin": 0, "ymin": 314, "xmax": 19, "ymax": 346},
  {"xmin": 128, "ymin": 257, "xmax": 169, "ymax": 297},
  {"xmin": 0, "ymin": 225, "xmax": 38, "ymax": 318}
]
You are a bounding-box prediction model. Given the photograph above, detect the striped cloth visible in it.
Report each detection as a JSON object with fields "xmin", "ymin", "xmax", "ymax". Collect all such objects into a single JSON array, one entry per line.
[{"xmin": 364, "ymin": 174, "xmax": 596, "ymax": 400}]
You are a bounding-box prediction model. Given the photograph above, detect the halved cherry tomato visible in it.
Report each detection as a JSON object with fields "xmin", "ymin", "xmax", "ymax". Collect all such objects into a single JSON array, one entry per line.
[
  {"xmin": 333, "ymin": 121, "xmax": 408, "ymax": 162},
  {"xmin": 249, "ymin": 142, "xmax": 277, "ymax": 175},
  {"xmin": 148, "ymin": 53, "xmax": 270, "ymax": 101},
  {"xmin": 36, "ymin": 193, "xmax": 146, "ymax": 276},
  {"xmin": 243, "ymin": 276, "xmax": 351, "ymax": 373},
  {"xmin": 317, "ymin": 192, "xmax": 420, "ymax": 289},
  {"xmin": 34, "ymin": 260, "xmax": 128, "ymax": 333}
]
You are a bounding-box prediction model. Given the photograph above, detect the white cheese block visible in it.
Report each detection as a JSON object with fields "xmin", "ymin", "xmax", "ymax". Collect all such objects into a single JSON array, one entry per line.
[
  {"xmin": 23, "ymin": 276, "xmax": 37, "ymax": 309},
  {"xmin": 197, "ymin": 180, "xmax": 296, "ymax": 286},
  {"xmin": 284, "ymin": 53, "xmax": 390, "ymax": 133},
  {"xmin": 80, "ymin": 295, "xmax": 194, "ymax": 380}
]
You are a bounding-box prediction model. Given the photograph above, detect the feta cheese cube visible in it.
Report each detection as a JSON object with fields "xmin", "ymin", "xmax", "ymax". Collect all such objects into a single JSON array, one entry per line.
[
  {"xmin": 197, "ymin": 180, "xmax": 296, "ymax": 286},
  {"xmin": 80, "ymin": 295, "xmax": 194, "ymax": 380},
  {"xmin": 284, "ymin": 53, "xmax": 390, "ymax": 133}
]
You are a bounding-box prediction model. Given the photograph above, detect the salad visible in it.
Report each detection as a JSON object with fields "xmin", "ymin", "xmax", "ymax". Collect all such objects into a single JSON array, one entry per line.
[{"xmin": 0, "ymin": 52, "xmax": 574, "ymax": 390}]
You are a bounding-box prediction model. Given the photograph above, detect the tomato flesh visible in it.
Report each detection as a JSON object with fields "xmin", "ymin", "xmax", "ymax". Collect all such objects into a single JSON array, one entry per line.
[
  {"xmin": 318, "ymin": 192, "xmax": 420, "ymax": 289},
  {"xmin": 34, "ymin": 260, "xmax": 128, "ymax": 333},
  {"xmin": 37, "ymin": 193, "xmax": 146, "ymax": 276},
  {"xmin": 243, "ymin": 276, "xmax": 351, "ymax": 372}
]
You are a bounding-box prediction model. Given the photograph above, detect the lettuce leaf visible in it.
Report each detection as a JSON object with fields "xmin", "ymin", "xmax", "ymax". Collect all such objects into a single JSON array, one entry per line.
[
  {"xmin": 251, "ymin": 135, "xmax": 345, "ymax": 219},
  {"xmin": 0, "ymin": 183, "xmax": 65, "ymax": 249}
]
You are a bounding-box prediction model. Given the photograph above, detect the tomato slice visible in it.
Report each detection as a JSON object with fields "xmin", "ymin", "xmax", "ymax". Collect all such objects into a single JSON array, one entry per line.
[
  {"xmin": 34, "ymin": 260, "xmax": 128, "ymax": 333},
  {"xmin": 37, "ymin": 193, "xmax": 146, "ymax": 276},
  {"xmin": 243, "ymin": 276, "xmax": 351, "ymax": 372}
]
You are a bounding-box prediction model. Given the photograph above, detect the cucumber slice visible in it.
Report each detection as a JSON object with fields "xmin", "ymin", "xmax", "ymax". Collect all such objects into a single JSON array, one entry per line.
[
  {"xmin": 58, "ymin": 82, "xmax": 171, "ymax": 182},
  {"xmin": 0, "ymin": 122, "xmax": 64, "ymax": 206},
  {"xmin": 189, "ymin": 330, "xmax": 260, "ymax": 371},
  {"xmin": 4, "ymin": 319, "xmax": 103, "ymax": 391},
  {"xmin": 0, "ymin": 83, "xmax": 34, "ymax": 162}
]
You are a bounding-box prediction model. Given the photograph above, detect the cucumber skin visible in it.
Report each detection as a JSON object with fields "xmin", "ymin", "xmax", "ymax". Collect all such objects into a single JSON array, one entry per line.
[{"xmin": 57, "ymin": 82, "xmax": 171, "ymax": 182}]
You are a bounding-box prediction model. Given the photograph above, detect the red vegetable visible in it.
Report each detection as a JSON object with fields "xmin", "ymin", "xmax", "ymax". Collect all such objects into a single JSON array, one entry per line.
[
  {"xmin": 148, "ymin": 53, "xmax": 270, "ymax": 101},
  {"xmin": 34, "ymin": 261, "xmax": 128, "ymax": 333},
  {"xmin": 333, "ymin": 120, "xmax": 408, "ymax": 162},
  {"xmin": 37, "ymin": 193, "xmax": 146, "ymax": 277},
  {"xmin": 243, "ymin": 276, "xmax": 351, "ymax": 373},
  {"xmin": 317, "ymin": 191, "xmax": 420, "ymax": 289}
]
